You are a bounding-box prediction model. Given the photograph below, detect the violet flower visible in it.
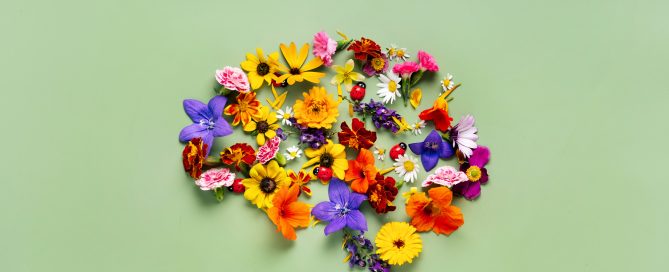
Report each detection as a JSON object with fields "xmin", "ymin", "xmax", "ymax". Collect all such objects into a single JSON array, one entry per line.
[
  {"xmin": 409, "ymin": 130, "xmax": 454, "ymax": 171},
  {"xmin": 450, "ymin": 114, "xmax": 478, "ymax": 158},
  {"xmin": 178, "ymin": 96, "xmax": 233, "ymax": 156},
  {"xmin": 353, "ymin": 100, "xmax": 403, "ymax": 133},
  {"xmin": 312, "ymin": 179, "xmax": 368, "ymax": 235},
  {"xmin": 452, "ymin": 146, "xmax": 490, "ymax": 200}
]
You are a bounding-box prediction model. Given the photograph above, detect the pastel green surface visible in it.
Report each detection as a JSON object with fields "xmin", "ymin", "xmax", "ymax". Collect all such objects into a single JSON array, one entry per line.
[{"xmin": 1, "ymin": 0, "xmax": 668, "ymax": 271}]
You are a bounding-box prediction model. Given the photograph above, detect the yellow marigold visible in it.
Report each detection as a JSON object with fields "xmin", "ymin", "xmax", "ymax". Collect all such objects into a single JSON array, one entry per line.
[{"xmin": 293, "ymin": 86, "xmax": 339, "ymax": 129}]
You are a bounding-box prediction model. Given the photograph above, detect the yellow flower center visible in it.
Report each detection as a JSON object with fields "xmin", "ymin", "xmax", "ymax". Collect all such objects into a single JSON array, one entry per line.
[
  {"xmin": 397, "ymin": 50, "xmax": 405, "ymax": 58},
  {"xmin": 230, "ymin": 150, "xmax": 244, "ymax": 162},
  {"xmin": 403, "ymin": 161, "xmax": 415, "ymax": 172},
  {"xmin": 289, "ymin": 151, "xmax": 298, "ymax": 157},
  {"xmin": 466, "ymin": 166, "xmax": 482, "ymax": 182},
  {"xmin": 388, "ymin": 48, "xmax": 396, "ymax": 56},
  {"xmin": 283, "ymin": 113, "xmax": 291, "ymax": 119},
  {"xmin": 377, "ymin": 149, "xmax": 385, "ymax": 155},
  {"xmin": 371, "ymin": 57, "xmax": 385, "ymax": 70},
  {"xmin": 370, "ymin": 192, "xmax": 379, "ymax": 203},
  {"xmin": 442, "ymin": 79, "xmax": 451, "ymax": 88},
  {"xmin": 388, "ymin": 81, "xmax": 398, "ymax": 92}
]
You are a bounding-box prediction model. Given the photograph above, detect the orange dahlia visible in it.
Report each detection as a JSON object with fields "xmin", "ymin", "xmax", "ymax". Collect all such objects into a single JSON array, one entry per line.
[
  {"xmin": 405, "ymin": 187, "xmax": 464, "ymax": 235},
  {"xmin": 293, "ymin": 86, "xmax": 339, "ymax": 129},
  {"xmin": 345, "ymin": 148, "xmax": 378, "ymax": 193},
  {"xmin": 223, "ymin": 92, "xmax": 263, "ymax": 126}
]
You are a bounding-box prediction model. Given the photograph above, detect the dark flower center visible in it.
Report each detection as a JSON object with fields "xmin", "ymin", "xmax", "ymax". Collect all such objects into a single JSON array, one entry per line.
[
  {"xmin": 257, "ymin": 121, "xmax": 269, "ymax": 133},
  {"xmin": 290, "ymin": 67, "xmax": 301, "ymax": 75},
  {"xmin": 392, "ymin": 239, "xmax": 405, "ymax": 249},
  {"xmin": 260, "ymin": 178, "xmax": 277, "ymax": 193},
  {"xmin": 423, "ymin": 202, "xmax": 439, "ymax": 216},
  {"xmin": 320, "ymin": 153, "xmax": 334, "ymax": 168},
  {"xmin": 256, "ymin": 62, "xmax": 270, "ymax": 76}
]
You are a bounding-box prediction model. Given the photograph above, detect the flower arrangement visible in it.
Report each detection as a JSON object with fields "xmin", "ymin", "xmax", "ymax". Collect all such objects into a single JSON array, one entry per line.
[{"xmin": 177, "ymin": 31, "xmax": 493, "ymax": 270}]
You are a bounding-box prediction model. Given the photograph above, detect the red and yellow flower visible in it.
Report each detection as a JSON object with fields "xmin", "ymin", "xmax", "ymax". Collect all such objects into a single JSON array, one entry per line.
[
  {"xmin": 287, "ymin": 169, "xmax": 314, "ymax": 196},
  {"xmin": 418, "ymin": 91, "xmax": 453, "ymax": 132},
  {"xmin": 348, "ymin": 37, "xmax": 382, "ymax": 61},
  {"xmin": 220, "ymin": 143, "xmax": 256, "ymax": 171},
  {"xmin": 338, "ymin": 118, "xmax": 377, "ymax": 150},
  {"xmin": 366, "ymin": 173, "xmax": 398, "ymax": 214},
  {"xmin": 182, "ymin": 138, "xmax": 207, "ymax": 179},
  {"xmin": 224, "ymin": 92, "xmax": 263, "ymax": 126}
]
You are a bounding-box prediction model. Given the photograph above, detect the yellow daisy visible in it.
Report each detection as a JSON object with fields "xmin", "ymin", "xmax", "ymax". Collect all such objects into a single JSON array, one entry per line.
[
  {"xmin": 241, "ymin": 48, "xmax": 282, "ymax": 90},
  {"xmin": 302, "ymin": 140, "xmax": 348, "ymax": 180},
  {"xmin": 330, "ymin": 59, "xmax": 365, "ymax": 90},
  {"xmin": 243, "ymin": 106, "xmax": 279, "ymax": 145},
  {"xmin": 277, "ymin": 42, "xmax": 325, "ymax": 86},
  {"xmin": 375, "ymin": 222, "xmax": 422, "ymax": 266},
  {"xmin": 242, "ymin": 160, "xmax": 291, "ymax": 209},
  {"xmin": 293, "ymin": 86, "xmax": 339, "ymax": 129}
]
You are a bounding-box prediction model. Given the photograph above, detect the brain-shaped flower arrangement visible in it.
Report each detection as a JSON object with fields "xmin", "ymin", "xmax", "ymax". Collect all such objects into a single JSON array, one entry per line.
[{"xmin": 178, "ymin": 31, "xmax": 492, "ymax": 271}]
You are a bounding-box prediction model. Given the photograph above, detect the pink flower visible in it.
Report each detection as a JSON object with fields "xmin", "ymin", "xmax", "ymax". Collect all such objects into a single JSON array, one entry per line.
[
  {"xmin": 195, "ymin": 168, "xmax": 235, "ymax": 190},
  {"xmin": 312, "ymin": 31, "xmax": 337, "ymax": 66},
  {"xmin": 421, "ymin": 165, "xmax": 468, "ymax": 188},
  {"xmin": 417, "ymin": 50, "xmax": 439, "ymax": 72},
  {"xmin": 215, "ymin": 66, "xmax": 250, "ymax": 93},
  {"xmin": 256, "ymin": 136, "xmax": 281, "ymax": 164},
  {"xmin": 392, "ymin": 61, "xmax": 420, "ymax": 78}
]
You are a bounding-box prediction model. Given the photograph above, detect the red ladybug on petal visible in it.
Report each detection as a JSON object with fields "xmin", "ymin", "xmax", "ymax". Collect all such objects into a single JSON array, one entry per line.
[
  {"xmin": 271, "ymin": 72, "xmax": 288, "ymax": 87},
  {"xmin": 389, "ymin": 142, "xmax": 407, "ymax": 161},
  {"xmin": 350, "ymin": 82, "xmax": 366, "ymax": 101},
  {"xmin": 314, "ymin": 166, "xmax": 333, "ymax": 182}
]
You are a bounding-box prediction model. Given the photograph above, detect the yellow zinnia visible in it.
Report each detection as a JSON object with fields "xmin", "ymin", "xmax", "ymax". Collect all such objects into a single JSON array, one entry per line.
[
  {"xmin": 241, "ymin": 48, "xmax": 281, "ymax": 90},
  {"xmin": 293, "ymin": 86, "xmax": 339, "ymax": 129},
  {"xmin": 243, "ymin": 106, "xmax": 279, "ymax": 145},
  {"xmin": 242, "ymin": 160, "xmax": 291, "ymax": 209},
  {"xmin": 375, "ymin": 222, "xmax": 422, "ymax": 266},
  {"xmin": 330, "ymin": 59, "xmax": 365, "ymax": 90},
  {"xmin": 302, "ymin": 140, "xmax": 348, "ymax": 180},
  {"xmin": 277, "ymin": 42, "xmax": 325, "ymax": 86}
]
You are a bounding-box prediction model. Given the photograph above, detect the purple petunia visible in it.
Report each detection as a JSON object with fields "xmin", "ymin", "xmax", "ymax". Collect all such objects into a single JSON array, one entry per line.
[
  {"xmin": 452, "ymin": 146, "xmax": 490, "ymax": 200},
  {"xmin": 178, "ymin": 96, "xmax": 233, "ymax": 156},
  {"xmin": 312, "ymin": 179, "xmax": 368, "ymax": 235},
  {"xmin": 409, "ymin": 129, "xmax": 454, "ymax": 171}
]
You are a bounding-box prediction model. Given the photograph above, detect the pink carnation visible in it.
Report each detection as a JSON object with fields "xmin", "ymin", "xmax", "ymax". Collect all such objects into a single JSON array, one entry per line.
[
  {"xmin": 215, "ymin": 66, "xmax": 250, "ymax": 93},
  {"xmin": 392, "ymin": 61, "xmax": 420, "ymax": 78},
  {"xmin": 422, "ymin": 166, "xmax": 468, "ymax": 188},
  {"xmin": 312, "ymin": 31, "xmax": 337, "ymax": 66},
  {"xmin": 417, "ymin": 50, "xmax": 439, "ymax": 72},
  {"xmin": 256, "ymin": 137, "xmax": 281, "ymax": 164},
  {"xmin": 195, "ymin": 168, "xmax": 235, "ymax": 190}
]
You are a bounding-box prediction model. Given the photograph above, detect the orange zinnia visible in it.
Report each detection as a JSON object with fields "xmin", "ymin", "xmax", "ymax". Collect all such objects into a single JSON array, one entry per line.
[
  {"xmin": 405, "ymin": 187, "xmax": 464, "ymax": 235},
  {"xmin": 266, "ymin": 185, "xmax": 311, "ymax": 240},
  {"xmin": 223, "ymin": 92, "xmax": 262, "ymax": 126},
  {"xmin": 345, "ymin": 148, "xmax": 378, "ymax": 194}
]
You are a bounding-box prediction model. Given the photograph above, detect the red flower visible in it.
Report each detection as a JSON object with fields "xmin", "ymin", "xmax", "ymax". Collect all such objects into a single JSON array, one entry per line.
[
  {"xmin": 418, "ymin": 92, "xmax": 453, "ymax": 132},
  {"xmin": 182, "ymin": 138, "xmax": 207, "ymax": 179},
  {"xmin": 231, "ymin": 178, "xmax": 245, "ymax": 193},
  {"xmin": 338, "ymin": 118, "xmax": 377, "ymax": 150},
  {"xmin": 220, "ymin": 143, "xmax": 256, "ymax": 171},
  {"xmin": 366, "ymin": 173, "xmax": 399, "ymax": 214},
  {"xmin": 347, "ymin": 37, "xmax": 382, "ymax": 61}
]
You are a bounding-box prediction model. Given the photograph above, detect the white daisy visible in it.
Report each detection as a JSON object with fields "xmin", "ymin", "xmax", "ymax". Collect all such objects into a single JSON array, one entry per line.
[
  {"xmin": 441, "ymin": 73, "xmax": 455, "ymax": 92},
  {"xmin": 283, "ymin": 145, "xmax": 303, "ymax": 161},
  {"xmin": 373, "ymin": 147, "xmax": 386, "ymax": 161},
  {"xmin": 393, "ymin": 154, "xmax": 420, "ymax": 183},
  {"xmin": 410, "ymin": 120, "xmax": 426, "ymax": 135},
  {"xmin": 275, "ymin": 107, "xmax": 293, "ymax": 126},
  {"xmin": 376, "ymin": 72, "xmax": 402, "ymax": 104},
  {"xmin": 387, "ymin": 44, "xmax": 410, "ymax": 61}
]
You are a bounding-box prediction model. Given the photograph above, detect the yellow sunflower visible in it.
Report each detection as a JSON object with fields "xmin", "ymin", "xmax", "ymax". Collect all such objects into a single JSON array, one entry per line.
[
  {"xmin": 242, "ymin": 160, "xmax": 291, "ymax": 209},
  {"xmin": 241, "ymin": 48, "xmax": 282, "ymax": 90},
  {"xmin": 375, "ymin": 222, "xmax": 422, "ymax": 266},
  {"xmin": 243, "ymin": 106, "xmax": 279, "ymax": 145},
  {"xmin": 277, "ymin": 42, "xmax": 325, "ymax": 85},
  {"xmin": 293, "ymin": 86, "xmax": 339, "ymax": 129},
  {"xmin": 302, "ymin": 140, "xmax": 348, "ymax": 180}
]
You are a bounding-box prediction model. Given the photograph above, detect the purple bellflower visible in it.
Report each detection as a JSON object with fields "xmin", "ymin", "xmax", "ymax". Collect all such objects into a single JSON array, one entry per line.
[
  {"xmin": 312, "ymin": 179, "xmax": 368, "ymax": 235},
  {"xmin": 178, "ymin": 96, "xmax": 233, "ymax": 156},
  {"xmin": 409, "ymin": 129, "xmax": 454, "ymax": 171}
]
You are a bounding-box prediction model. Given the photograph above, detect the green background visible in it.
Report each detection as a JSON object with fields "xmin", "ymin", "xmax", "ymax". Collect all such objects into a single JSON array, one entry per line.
[{"xmin": 2, "ymin": 0, "xmax": 668, "ymax": 271}]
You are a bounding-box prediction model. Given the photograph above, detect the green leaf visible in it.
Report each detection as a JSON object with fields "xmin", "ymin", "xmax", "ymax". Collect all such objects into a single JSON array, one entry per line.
[{"xmin": 214, "ymin": 188, "xmax": 225, "ymax": 202}]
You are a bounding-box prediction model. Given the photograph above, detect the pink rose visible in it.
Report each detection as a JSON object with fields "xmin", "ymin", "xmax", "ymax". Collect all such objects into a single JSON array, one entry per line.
[
  {"xmin": 195, "ymin": 168, "xmax": 235, "ymax": 190},
  {"xmin": 417, "ymin": 50, "xmax": 439, "ymax": 72},
  {"xmin": 392, "ymin": 61, "xmax": 420, "ymax": 78},
  {"xmin": 215, "ymin": 66, "xmax": 250, "ymax": 93},
  {"xmin": 422, "ymin": 166, "xmax": 467, "ymax": 188},
  {"xmin": 256, "ymin": 137, "xmax": 281, "ymax": 164},
  {"xmin": 312, "ymin": 31, "xmax": 337, "ymax": 66}
]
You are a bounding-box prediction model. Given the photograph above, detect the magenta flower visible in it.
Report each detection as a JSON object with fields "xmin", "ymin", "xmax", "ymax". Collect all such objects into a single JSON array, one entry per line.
[
  {"xmin": 215, "ymin": 66, "xmax": 250, "ymax": 93},
  {"xmin": 416, "ymin": 50, "xmax": 439, "ymax": 72},
  {"xmin": 178, "ymin": 96, "xmax": 233, "ymax": 156},
  {"xmin": 256, "ymin": 136, "xmax": 281, "ymax": 164},
  {"xmin": 409, "ymin": 130, "xmax": 454, "ymax": 171},
  {"xmin": 195, "ymin": 168, "xmax": 235, "ymax": 190},
  {"xmin": 312, "ymin": 31, "xmax": 337, "ymax": 66},
  {"xmin": 450, "ymin": 114, "xmax": 479, "ymax": 158},
  {"xmin": 311, "ymin": 179, "xmax": 368, "ymax": 235},
  {"xmin": 392, "ymin": 61, "xmax": 420, "ymax": 78},
  {"xmin": 452, "ymin": 146, "xmax": 490, "ymax": 200}
]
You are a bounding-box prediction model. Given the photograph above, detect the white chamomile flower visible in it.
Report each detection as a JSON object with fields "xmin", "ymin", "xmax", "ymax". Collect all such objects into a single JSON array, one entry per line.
[
  {"xmin": 376, "ymin": 72, "xmax": 402, "ymax": 104},
  {"xmin": 410, "ymin": 120, "xmax": 426, "ymax": 135},
  {"xmin": 283, "ymin": 145, "xmax": 302, "ymax": 161},
  {"xmin": 374, "ymin": 147, "xmax": 386, "ymax": 161},
  {"xmin": 441, "ymin": 73, "xmax": 455, "ymax": 92},
  {"xmin": 393, "ymin": 154, "xmax": 420, "ymax": 183},
  {"xmin": 275, "ymin": 107, "xmax": 293, "ymax": 126},
  {"xmin": 387, "ymin": 44, "xmax": 410, "ymax": 61}
]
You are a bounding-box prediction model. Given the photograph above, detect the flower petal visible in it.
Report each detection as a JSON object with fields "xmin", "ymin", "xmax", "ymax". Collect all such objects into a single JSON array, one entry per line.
[
  {"xmin": 179, "ymin": 123, "xmax": 207, "ymax": 142},
  {"xmin": 311, "ymin": 201, "xmax": 337, "ymax": 222},
  {"xmin": 409, "ymin": 142, "xmax": 423, "ymax": 155},
  {"xmin": 208, "ymin": 95, "xmax": 228, "ymax": 117},
  {"xmin": 439, "ymin": 142, "xmax": 454, "ymax": 159},
  {"xmin": 469, "ymin": 146, "xmax": 490, "ymax": 167},
  {"xmin": 421, "ymin": 153, "xmax": 439, "ymax": 171},
  {"xmin": 324, "ymin": 216, "xmax": 346, "ymax": 235},
  {"xmin": 212, "ymin": 118, "xmax": 233, "ymax": 137},
  {"xmin": 183, "ymin": 99, "xmax": 210, "ymax": 122},
  {"xmin": 328, "ymin": 179, "xmax": 350, "ymax": 205},
  {"xmin": 347, "ymin": 192, "xmax": 367, "ymax": 209},
  {"xmin": 345, "ymin": 210, "xmax": 368, "ymax": 232}
]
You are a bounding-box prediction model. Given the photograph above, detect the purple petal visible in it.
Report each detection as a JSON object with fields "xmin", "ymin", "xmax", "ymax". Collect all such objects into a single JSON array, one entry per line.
[
  {"xmin": 439, "ymin": 141, "xmax": 454, "ymax": 159},
  {"xmin": 212, "ymin": 118, "xmax": 233, "ymax": 137},
  {"xmin": 421, "ymin": 152, "xmax": 439, "ymax": 171},
  {"xmin": 469, "ymin": 146, "xmax": 490, "ymax": 167},
  {"xmin": 312, "ymin": 202, "xmax": 338, "ymax": 222},
  {"xmin": 453, "ymin": 181, "xmax": 481, "ymax": 200},
  {"xmin": 409, "ymin": 142, "xmax": 423, "ymax": 155},
  {"xmin": 202, "ymin": 133, "xmax": 214, "ymax": 157},
  {"xmin": 347, "ymin": 192, "xmax": 367, "ymax": 209},
  {"xmin": 479, "ymin": 168, "xmax": 489, "ymax": 184},
  {"xmin": 178, "ymin": 123, "xmax": 207, "ymax": 142},
  {"xmin": 328, "ymin": 179, "xmax": 350, "ymax": 205},
  {"xmin": 324, "ymin": 216, "xmax": 346, "ymax": 235},
  {"xmin": 424, "ymin": 130, "xmax": 442, "ymax": 144},
  {"xmin": 207, "ymin": 95, "xmax": 228, "ymax": 117},
  {"xmin": 345, "ymin": 210, "xmax": 368, "ymax": 232},
  {"xmin": 183, "ymin": 99, "xmax": 211, "ymax": 122}
]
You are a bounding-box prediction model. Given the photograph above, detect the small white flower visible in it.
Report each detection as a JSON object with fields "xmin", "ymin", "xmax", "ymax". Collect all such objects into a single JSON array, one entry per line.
[
  {"xmin": 373, "ymin": 147, "xmax": 386, "ymax": 161},
  {"xmin": 441, "ymin": 73, "xmax": 455, "ymax": 92},
  {"xmin": 410, "ymin": 120, "xmax": 426, "ymax": 135},
  {"xmin": 275, "ymin": 107, "xmax": 293, "ymax": 126},
  {"xmin": 451, "ymin": 115, "xmax": 478, "ymax": 158},
  {"xmin": 387, "ymin": 44, "xmax": 410, "ymax": 61},
  {"xmin": 283, "ymin": 145, "xmax": 303, "ymax": 161},
  {"xmin": 393, "ymin": 154, "xmax": 420, "ymax": 183},
  {"xmin": 376, "ymin": 72, "xmax": 402, "ymax": 104}
]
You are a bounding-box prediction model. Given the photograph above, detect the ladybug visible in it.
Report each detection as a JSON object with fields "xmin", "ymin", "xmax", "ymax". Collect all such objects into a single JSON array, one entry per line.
[
  {"xmin": 350, "ymin": 82, "xmax": 366, "ymax": 101},
  {"xmin": 315, "ymin": 166, "xmax": 333, "ymax": 182},
  {"xmin": 271, "ymin": 72, "xmax": 288, "ymax": 87},
  {"xmin": 389, "ymin": 142, "xmax": 407, "ymax": 161}
]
